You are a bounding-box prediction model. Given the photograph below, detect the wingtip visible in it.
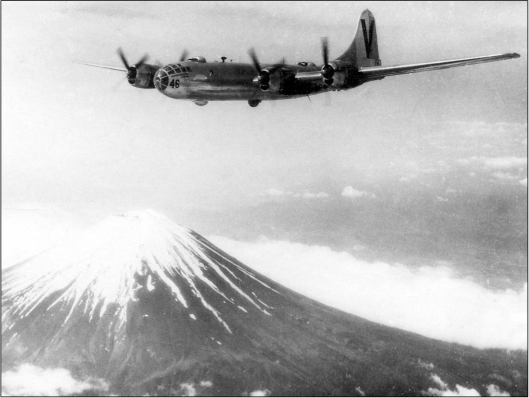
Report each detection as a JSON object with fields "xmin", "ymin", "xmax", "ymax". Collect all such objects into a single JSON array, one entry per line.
[{"xmin": 512, "ymin": 53, "xmax": 521, "ymax": 58}]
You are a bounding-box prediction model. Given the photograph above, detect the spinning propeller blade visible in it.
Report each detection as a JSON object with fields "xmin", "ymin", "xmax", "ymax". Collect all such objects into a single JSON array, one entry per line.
[
  {"xmin": 320, "ymin": 37, "xmax": 334, "ymax": 85},
  {"xmin": 179, "ymin": 50, "xmax": 189, "ymax": 62},
  {"xmin": 117, "ymin": 48, "xmax": 149, "ymax": 82},
  {"xmin": 248, "ymin": 48, "xmax": 262, "ymax": 73}
]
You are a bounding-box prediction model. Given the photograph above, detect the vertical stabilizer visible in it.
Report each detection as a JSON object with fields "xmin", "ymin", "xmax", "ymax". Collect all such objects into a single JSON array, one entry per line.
[{"xmin": 337, "ymin": 9, "xmax": 381, "ymax": 67}]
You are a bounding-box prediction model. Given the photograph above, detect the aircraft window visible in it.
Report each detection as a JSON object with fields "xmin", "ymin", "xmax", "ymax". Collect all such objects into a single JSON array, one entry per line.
[
  {"xmin": 164, "ymin": 65, "xmax": 177, "ymax": 75},
  {"xmin": 155, "ymin": 69, "xmax": 170, "ymax": 91},
  {"xmin": 185, "ymin": 67, "xmax": 191, "ymax": 72}
]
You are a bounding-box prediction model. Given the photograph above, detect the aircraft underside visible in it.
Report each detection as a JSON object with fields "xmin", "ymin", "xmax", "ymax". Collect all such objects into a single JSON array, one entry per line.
[{"xmin": 161, "ymin": 83, "xmax": 332, "ymax": 102}]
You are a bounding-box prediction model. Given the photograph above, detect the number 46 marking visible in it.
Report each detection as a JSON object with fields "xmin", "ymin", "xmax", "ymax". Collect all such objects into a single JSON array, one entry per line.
[{"xmin": 170, "ymin": 79, "xmax": 180, "ymax": 89}]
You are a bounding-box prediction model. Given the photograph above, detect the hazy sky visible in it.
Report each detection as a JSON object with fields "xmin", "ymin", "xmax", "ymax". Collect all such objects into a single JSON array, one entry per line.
[{"xmin": 2, "ymin": 2, "xmax": 527, "ymax": 349}]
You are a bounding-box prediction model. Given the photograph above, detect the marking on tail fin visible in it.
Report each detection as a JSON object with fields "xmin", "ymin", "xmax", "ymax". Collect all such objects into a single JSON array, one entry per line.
[{"xmin": 360, "ymin": 19, "xmax": 375, "ymax": 58}]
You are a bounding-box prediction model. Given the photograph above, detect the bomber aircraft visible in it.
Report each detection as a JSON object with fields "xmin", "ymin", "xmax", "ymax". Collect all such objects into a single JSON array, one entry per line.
[{"xmin": 78, "ymin": 9, "xmax": 520, "ymax": 107}]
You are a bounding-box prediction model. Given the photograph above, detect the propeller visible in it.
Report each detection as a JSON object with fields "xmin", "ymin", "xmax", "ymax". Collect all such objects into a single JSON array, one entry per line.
[
  {"xmin": 179, "ymin": 49, "xmax": 189, "ymax": 62},
  {"xmin": 117, "ymin": 48, "xmax": 149, "ymax": 83},
  {"xmin": 320, "ymin": 37, "xmax": 334, "ymax": 86},
  {"xmin": 248, "ymin": 48, "xmax": 270, "ymax": 90},
  {"xmin": 248, "ymin": 48, "xmax": 285, "ymax": 91}
]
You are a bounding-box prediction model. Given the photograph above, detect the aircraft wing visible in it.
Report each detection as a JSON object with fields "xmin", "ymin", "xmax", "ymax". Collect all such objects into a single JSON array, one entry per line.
[
  {"xmin": 74, "ymin": 61, "xmax": 127, "ymax": 72},
  {"xmin": 357, "ymin": 53, "xmax": 520, "ymax": 80}
]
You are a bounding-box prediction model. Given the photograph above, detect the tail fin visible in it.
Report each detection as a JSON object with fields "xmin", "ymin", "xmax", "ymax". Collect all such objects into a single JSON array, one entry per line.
[{"xmin": 337, "ymin": 9, "xmax": 381, "ymax": 67}]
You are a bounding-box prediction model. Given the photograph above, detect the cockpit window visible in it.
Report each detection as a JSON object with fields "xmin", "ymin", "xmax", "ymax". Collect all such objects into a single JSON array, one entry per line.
[
  {"xmin": 162, "ymin": 64, "xmax": 190, "ymax": 76},
  {"xmin": 154, "ymin": 69, "xmax": 169, "ymax": 91}
]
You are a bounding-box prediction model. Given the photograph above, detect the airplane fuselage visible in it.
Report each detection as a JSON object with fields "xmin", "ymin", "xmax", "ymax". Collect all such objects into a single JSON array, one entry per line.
[{"xmin": 153, "ymin": 60, "xmax": 339, "ymax": 104}]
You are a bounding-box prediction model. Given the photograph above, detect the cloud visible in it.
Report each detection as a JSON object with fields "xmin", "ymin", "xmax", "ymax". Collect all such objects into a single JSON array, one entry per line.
[
  {"xmin": 480, "ymin": 157, "xmax": 527, "ymax": 170},
  {"xmin": 519, "ymin": 178, "xmax": 527, "ymax": 187},
  {"xmin": 427, "ymin": 374, "xmax": 480, "ymax": 396},
  {"xmin": 486, "ymin": 384, "xmax": 510, "ymax": 396},
  {"xmin": 263, "ymin": 188, "xmax": 329, "ymax": 200},
  {"xmin": 355, "ymin": 387, "xmax": 366, "ymax": 396},
  {"xmin": 459, "ymin": 156, "xmax": 527, "ymax": 170},
  {"xmin": 265, "ymin": 188, "xmax": 288, "ymax": 197},
  {"xmin": 169, "ymin": 381, "xmax": 213, "ymax": 396},
  {"xmin": 210, "ymin": 236, "xmax": 527, "ymax": 350},
  {"xmin": 456, "ymin": 156, "xmax": 527, "ymax": 185},
  {"xmin": 492, "ymin": 172, "xmax": 518, "ymax": 181},
  {"xmin": 179, "ymin": 383, "xmax": 197, "ymax": 396},
  {"xmin": 1, "ymin": 364, "xmax": 108, "ymax": 396},
  {"xmin": 250, "ymin": 389, "xmax": 271, "ymax": 396},
  {"xmin": 302, "ymin": 191, "xmax": 330, "ymax": 199},
  {"xmin": 342, "ymin": 186, "xmax": 376, "ymax": 199},
  {"xmin": 417, "ymin": 360, "xmax": 434, "ymax": 370}
]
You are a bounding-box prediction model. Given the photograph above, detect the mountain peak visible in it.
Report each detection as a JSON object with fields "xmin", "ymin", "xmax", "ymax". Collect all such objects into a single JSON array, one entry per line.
[
  {"xmin": 3, "ymin": 209, "xmax": 275, "ymax": 335},
  {"xmin": 2, "ymin": 211, "xmax": 526, "ymax": 396}
]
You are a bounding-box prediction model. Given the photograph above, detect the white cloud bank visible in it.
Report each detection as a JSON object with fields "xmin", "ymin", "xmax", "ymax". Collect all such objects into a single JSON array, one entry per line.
[
  {"xmin": 458, "ymin": 156, "xmax": 527, "ymax": 170},
  {"xmin": 264, "ymin": 188, "xmax": 329, "ymax": 199},
  {"xmin": 342, "ymin": 186, "xmax": 376, "ymax": 199},
  {"xmin": 210, "ymin": 237, "xmax": 527, "ymax": 350},
  {"xmin": 426, "ymin": 374, "xmax": 511, "ymax": 396},
  {"xmin": 486, "ymin": 384, "xmax": 510, "ymax": 397},
  {"xmin": 480, "ymin": 157, "xmax": 527, "ymax": 170},
  {"xmin": 250, "ymin": 389, "xmax": 271, "ymax": 396},
  {"xmin": 1, "ymin": 364, "xmax": 108, "ymax": 396},
  {"xmin": 427, "ymin": 374, "xmax": 480, "ymax": 396}
]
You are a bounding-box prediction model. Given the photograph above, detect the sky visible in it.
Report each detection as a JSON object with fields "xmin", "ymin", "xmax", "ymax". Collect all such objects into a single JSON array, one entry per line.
[{"xmin": 2, "ymin": 2, "xmax": 527, "ymax": 350}]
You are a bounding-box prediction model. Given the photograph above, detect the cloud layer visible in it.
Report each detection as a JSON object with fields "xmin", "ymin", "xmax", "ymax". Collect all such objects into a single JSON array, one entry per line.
[
  {"xmin": 2, "ymin": 364, "xmax": 108, "ymax": 396},
  {"xmin": 427, "ymin": 374, "xmax": 480, "ymax": 396},
  {"xmin": 342, "ymin": 186, "xmax": 376, "ymax": 199},
  {"xmin": 210, "ymin": 236, "xmax": 527, "ymax": 350},
  {"xmin": 263, "ymin": 188, "xmax": 330, "ymax": 200}
]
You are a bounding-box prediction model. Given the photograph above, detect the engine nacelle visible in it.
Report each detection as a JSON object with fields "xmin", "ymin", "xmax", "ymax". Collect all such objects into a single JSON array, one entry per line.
[
  {"xmin": 321, "ymin": 61, "xmax": 350, "ymax": 89},
  {"xmin": 256, "ymin": 66, "xmax": 296, "ymax": 93},
  {"xmin": 128, "ymin": 64, "xmax": 159, "ymax": 89}
]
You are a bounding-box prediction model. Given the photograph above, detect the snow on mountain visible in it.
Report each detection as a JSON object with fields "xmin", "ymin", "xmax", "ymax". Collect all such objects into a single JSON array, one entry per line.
[
  {"xmin": 3, "ymin": 210, "xmax": 274, "ymax": 336},
  {"xmin": 2, "ymin": 210, "xmax": 527, "ymax": 396}
]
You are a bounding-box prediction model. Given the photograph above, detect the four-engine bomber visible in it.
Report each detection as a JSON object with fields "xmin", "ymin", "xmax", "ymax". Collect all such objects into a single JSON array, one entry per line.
[{"xmin": 78, "ymin": 9, "xmax": 519, "ymax": 107}]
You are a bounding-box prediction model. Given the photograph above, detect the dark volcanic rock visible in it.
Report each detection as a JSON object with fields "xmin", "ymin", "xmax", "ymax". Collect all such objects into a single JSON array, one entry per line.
[{"xmin": 2, "ymin": 210, "xmax": 527, "ymax": 396}]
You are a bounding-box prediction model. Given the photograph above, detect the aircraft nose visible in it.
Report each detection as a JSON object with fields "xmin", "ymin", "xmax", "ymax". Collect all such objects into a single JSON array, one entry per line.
[{"xmin": 154, "ymin": 69, "xmax": 169, "ymax": 91}]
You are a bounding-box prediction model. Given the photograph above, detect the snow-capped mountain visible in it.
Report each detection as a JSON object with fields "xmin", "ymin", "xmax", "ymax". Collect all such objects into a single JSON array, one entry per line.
[{"xmin": 2, "ymin": 210, "xmax": 526, "ymax": 396}]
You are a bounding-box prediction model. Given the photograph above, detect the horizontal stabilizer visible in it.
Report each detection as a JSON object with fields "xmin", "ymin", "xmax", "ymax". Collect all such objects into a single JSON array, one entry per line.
[{"xmin": 358, "ymin": 53, "xmax": 520, "ymax": 80}]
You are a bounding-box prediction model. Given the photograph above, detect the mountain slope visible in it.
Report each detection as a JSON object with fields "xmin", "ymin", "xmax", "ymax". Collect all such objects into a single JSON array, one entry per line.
[{"xmin": 2, "ymin": 210, "xmax": 526, "ymax": 396}]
